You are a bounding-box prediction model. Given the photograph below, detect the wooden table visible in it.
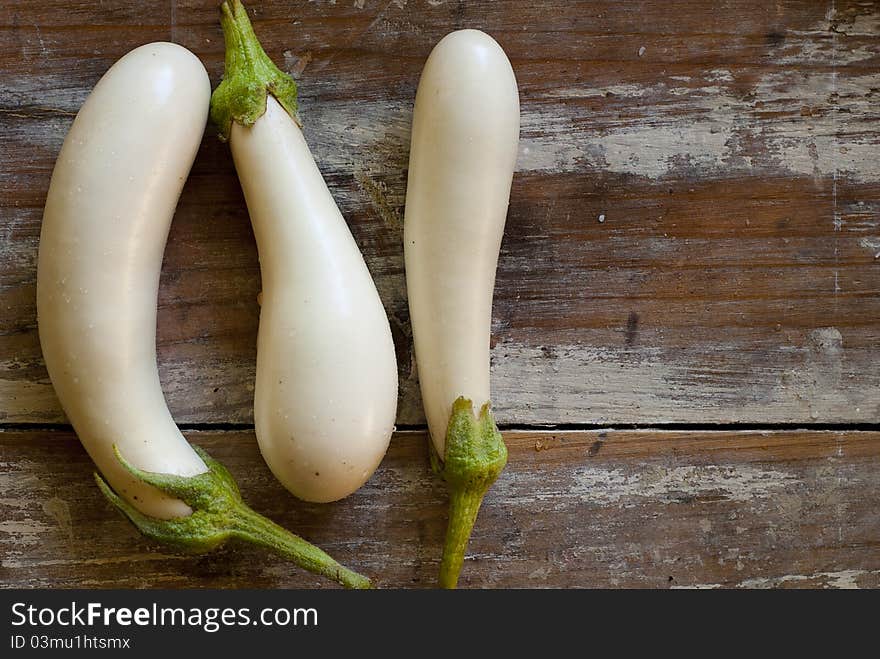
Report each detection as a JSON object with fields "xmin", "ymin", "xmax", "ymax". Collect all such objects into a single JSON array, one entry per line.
[{"xmin": 2, "ymin": 0, "xmax": 878, "ymax": 589}]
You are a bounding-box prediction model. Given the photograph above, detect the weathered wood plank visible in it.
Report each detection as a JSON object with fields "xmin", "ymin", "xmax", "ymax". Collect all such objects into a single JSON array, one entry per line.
[
  {"xmin": 1, "ymin": 429, "xmax": 878, "ymax": 589},
  {"xmin": 1, "ymin": 0, "xmax": 879, "ymax": 425}
]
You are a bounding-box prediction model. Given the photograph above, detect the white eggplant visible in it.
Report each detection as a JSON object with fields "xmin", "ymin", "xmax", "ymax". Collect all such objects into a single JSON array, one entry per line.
[
  {"xmin": 211, "ymin": 0, "xmax": 398, "ymax": 503},
  {"xmin": 404, "ymin": 30, "xmax": 520, "ymax": 588},
  {"xmin": 38, "ymin": 42, "xmax": 211, "ymax": 520}
]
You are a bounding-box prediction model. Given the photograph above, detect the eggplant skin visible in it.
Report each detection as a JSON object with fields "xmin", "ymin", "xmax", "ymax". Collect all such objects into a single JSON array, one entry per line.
[
  {"xmin": 404, "ymin": 30, "xmax": 520, "ymax": 456},
  {"xmin": 37, "ymin": 43, "xmax": 211, "ymax": 519}
]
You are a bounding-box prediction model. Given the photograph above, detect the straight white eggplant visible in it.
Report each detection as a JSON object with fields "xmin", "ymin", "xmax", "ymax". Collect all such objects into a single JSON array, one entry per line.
[
  {"xmin": 404, "ymin": 30, "xmax": 520, "ymax": 588},
  {"xmin": 210, "ymin": 0, "xmax": 398, "ymax": 503},
  {"xmin": 37, "ymin": 42, "xmax": 370, "ymax": 589}
]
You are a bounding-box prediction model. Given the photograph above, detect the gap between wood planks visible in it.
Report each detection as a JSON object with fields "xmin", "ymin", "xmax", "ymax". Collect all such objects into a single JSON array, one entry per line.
[{"xmin": 2, "ymin": 422, "xmax": 880, "ymax": 433}]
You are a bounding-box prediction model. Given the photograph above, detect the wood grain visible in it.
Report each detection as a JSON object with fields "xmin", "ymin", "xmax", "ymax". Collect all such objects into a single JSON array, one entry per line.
[
  {"xmin": 2, "ymin": 429, "xmax": 878, "ymax": 589},
  {"xmin": 1, "ymin": 0, "xmax": 878, "ymax": 425}
]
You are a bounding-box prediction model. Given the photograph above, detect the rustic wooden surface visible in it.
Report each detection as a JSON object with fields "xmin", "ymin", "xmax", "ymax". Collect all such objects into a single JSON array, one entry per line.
[
  {"xmin": 1, "ymin": 0, "xmax": 878, "ymax": 588},
  {"xmin": 3, "ymin": 430, "xmax": 879, "ymax": 589}
]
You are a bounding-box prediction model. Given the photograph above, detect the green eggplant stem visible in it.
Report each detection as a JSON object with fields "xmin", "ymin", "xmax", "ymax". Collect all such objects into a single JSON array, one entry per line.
[
  {"xmin": 210, "ymin": 0, "xmax": 299, "ymax": 140},
  {"xmin": 95, "ymin": 444, "xmax": 372, "ymax": 589},
  {"xmin": 439, "ymin": 487, "xmax": 485, "ymax": 589},
  {"xmin": 231, "ymin": 506, "xmax": 371, "ymax": 590},
  {"xmin": 434, "ymin": 397, "xmax": 508, "ymax": 589}
]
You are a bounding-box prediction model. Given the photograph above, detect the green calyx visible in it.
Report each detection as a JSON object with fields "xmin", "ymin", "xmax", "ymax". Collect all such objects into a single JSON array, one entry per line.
[
  {"xmin": 209, "ymin": 0, "xmax": 299, "ymax": 141},
  {"xmin": 96, "ymin": 444, "xmax": 372, "ymax": 589},
  {"xmin": 432, "ymin": 397, "xmax": 508, "ymax": 589}
]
